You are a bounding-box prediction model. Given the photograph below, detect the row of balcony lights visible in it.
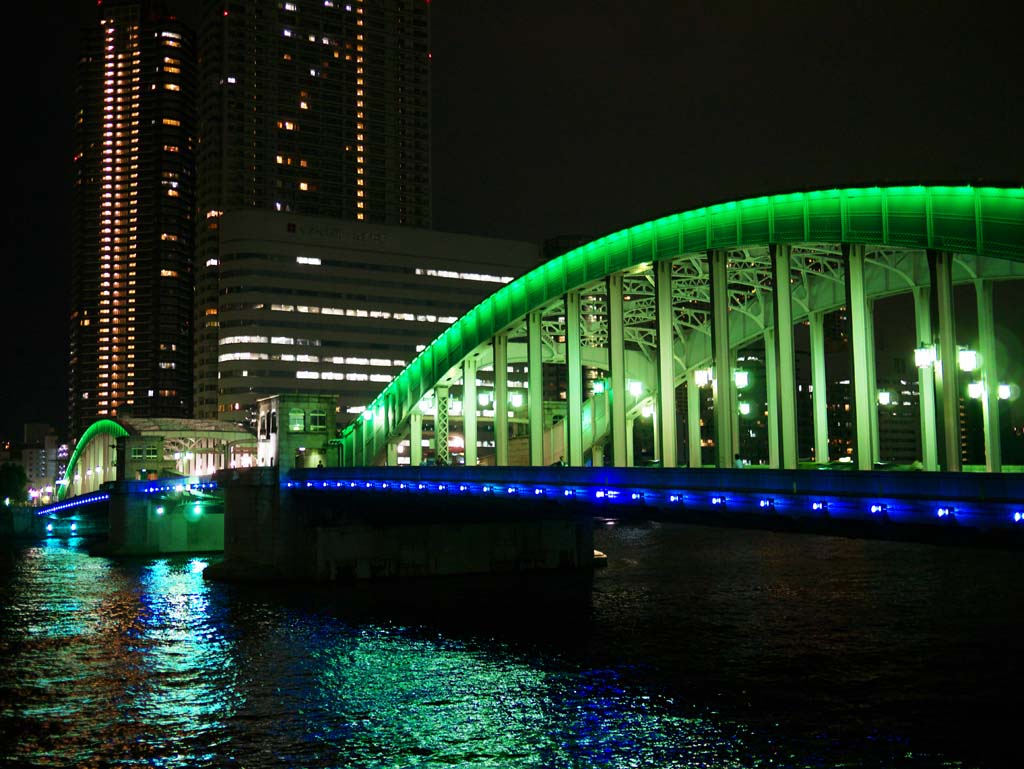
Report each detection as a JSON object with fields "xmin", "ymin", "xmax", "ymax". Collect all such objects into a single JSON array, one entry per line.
[{"xmin": 284, "ymin": 480, "xmax": 1022, "ymax": 525}]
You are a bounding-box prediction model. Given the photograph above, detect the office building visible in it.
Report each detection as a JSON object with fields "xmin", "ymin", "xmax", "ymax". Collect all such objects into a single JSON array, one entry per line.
[
  {"xmin": 70, "ymin": 0, "xmax": 197, "ymax": 437},
  {"xmin": 216, "ymin": 211, "xmax": 538, "ymax": 423},
  {"xmin": 195, "ymin": 0, "xmax": 431, "ymax": 418}
]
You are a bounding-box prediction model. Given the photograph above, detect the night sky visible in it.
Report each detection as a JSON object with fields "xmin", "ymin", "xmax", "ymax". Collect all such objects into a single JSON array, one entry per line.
[{"xmin": 2, "ymin": 1, "xmax": 1021, "ymax": 441}]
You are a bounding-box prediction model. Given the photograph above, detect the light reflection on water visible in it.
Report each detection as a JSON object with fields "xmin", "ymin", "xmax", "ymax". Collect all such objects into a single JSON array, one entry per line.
[{"xmin": 1, "ymin": 527, "xmax": 1015, "ymax": 768}]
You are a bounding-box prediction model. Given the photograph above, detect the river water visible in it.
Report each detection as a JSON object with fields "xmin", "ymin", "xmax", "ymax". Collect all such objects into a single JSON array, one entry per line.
[{"xmin": 1, "ymin": 520, "xmax": 1021, "ymax": 768}]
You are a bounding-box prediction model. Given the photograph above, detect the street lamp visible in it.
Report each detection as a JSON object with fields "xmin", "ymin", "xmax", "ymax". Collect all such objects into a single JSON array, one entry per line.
[
  {"xmin": 958, "ymin": 347, "xmax": 980, "ymax": 372},
  {"xmin": 914, "ymin": 345, "xmax": 936, "ymax": 368}
]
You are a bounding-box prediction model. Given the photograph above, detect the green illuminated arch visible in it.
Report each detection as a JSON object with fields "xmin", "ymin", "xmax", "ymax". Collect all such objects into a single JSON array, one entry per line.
[
  {"xmin": 343, "ymin": 185, "xmax": 1024, "ymax": 464},
  {"xmin": 57, "ymin": 419, "xmax": 130, "ymax": 499}
]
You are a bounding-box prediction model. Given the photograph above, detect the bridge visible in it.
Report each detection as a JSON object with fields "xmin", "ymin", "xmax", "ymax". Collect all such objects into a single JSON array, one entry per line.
[
  {"xmin": 338, "ymin": 185, "xmax": 1024, "ymax": 476},
  {"xmin": 36, "ymin": 185, "xmax": 1024, "ymax": 567}
]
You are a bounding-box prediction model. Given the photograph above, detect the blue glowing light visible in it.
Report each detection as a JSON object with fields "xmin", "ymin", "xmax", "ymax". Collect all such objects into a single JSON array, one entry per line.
[
  {"xmin": 506, "ymin": 487, "xmax": 518, "ymax": 495},
  {"xmin": 936, "ymin": 507, "xmax": 955, "ymax": 519},
  {"xmin": 595, "ymin": 490, "xmax": 605, "ymax": 499},
  {"xmin": 399, "ymin": 483, "xmax": 407, "ymax": 489},
  {"xmin": 534, "ymin": 488, "xmax": 544, "ymax": 496},
  {"xmin": 811, "ymin": 501, "xmax": 828, "ymax": 511},
  {"xmin": 630, "ymin": 492, "xmax": 644, "ymax": 501},
  {"xmin": 156, "ymin": 506, "xmax": 165, "ymax": 515},
  {"xmin": 711, "ymin": 496, "xmax": 725, "ymax": 506},
  {"xmin": 438, "ymin": 484, "xmax": 446, "ymax": 491},
  {"xmin": 759, "ymin": 498, "xmax": 774, "ymax": 509},
  {"xmin": 870, "ymin": 503, "xmax": 888, "ymax": 514},
  {"xmin": 458, "ymin": 485, "xmax": 468, "ymax": 492},
  {"xmin": 46, "ymin": 523, "xmax": 53, "ymax": 533},
  {"xmin": 669, "ymin": 494, "xmax": 681, "ymax": 503},
  {"xmin": 1014, "ymin": 512, "xmax": 1023, "ymax": 523},
  {"xmin": 70, "ymin": 523, "xmax": 77, "ymax": 532},
  {"xmin": 563, "ymin": 489, "xmax": 575, "ymax": 497}
]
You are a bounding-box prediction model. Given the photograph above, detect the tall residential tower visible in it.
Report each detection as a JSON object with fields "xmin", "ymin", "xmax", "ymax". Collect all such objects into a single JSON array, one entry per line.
[
  {"xmin": 194, "ymin": 0, "xmax": 431, "ymax": 418},
  {"xmin": 70, "ymin": 0, "xmax": 197, "ymax": 436}
]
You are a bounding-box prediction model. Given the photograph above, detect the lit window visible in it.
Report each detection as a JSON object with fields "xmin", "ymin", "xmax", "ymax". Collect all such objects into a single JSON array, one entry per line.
[
  {"xmin": 296, "ymin": 256, "xmax": 321, "ymax": 265},
  {"xmin": 162, "ymin": 118, "xmax": 180, "ymax": 126},
  {"xmin": 288, "ymin": 409, "xmax": 306, "ymax": 431},
  {"xmin": 164, "ymin": 83, "xmax": 180, "ymax": 91},
  {"xmin": 160, "ymin": 269, "xmax": 178, "ymax": 277}
]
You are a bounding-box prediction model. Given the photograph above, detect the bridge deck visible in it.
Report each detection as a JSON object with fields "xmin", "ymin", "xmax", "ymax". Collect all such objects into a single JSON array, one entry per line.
[{"xmin": 287, "ymin": 466, "xmax": 1024, "ymax": 544}]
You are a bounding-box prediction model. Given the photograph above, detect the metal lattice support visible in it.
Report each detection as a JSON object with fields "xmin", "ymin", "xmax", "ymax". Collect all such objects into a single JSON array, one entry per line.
[{"xmin": 434, "ymin": 386, "xmax": 450, "ymax": 465}]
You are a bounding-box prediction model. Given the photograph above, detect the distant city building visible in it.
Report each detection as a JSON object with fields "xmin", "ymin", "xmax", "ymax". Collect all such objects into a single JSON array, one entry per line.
[
  {"xmin": 215, "ymin": 211, "xmax": 539, "ymax": 425},
  {"xmin": 18, "ymin": 424, "xmax": 62, "ymax": 505},
  {"xmin": 195, "ymin": 0, "xmax": 431, "ymax": 418},
  {"xmin": 70, "ymin": 0, "xmax": 197, "ymax": 437}
]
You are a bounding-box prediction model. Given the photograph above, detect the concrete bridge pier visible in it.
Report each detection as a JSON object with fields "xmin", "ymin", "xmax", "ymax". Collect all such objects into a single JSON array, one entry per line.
[{"xmin": 207, "ymin": 466, "xmax": 595, "ymax": 583}]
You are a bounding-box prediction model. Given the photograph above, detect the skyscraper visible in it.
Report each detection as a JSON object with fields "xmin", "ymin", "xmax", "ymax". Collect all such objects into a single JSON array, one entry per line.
[
  {"xmin": 70, "ymin": 0, "xmax": 197, "ymax": 437},
  {"xmin": 194, "ymin": 0, "xmax": 431, "ymax": 419}
]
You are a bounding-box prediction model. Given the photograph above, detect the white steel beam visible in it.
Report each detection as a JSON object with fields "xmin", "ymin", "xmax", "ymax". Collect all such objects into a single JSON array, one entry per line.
[
  {"xmin": 493, "ymin": 333, "xmax": 509, "ymax": 466},
  {"xmin": 708, "ymin": 249, "xmax": 735, "ymax": 467},
  {"xmin": 843, "ymin": 243, "xmax": 874, "ymax": 470},
  {"xmin": 770, "ymin": 243, "xmax": 799, "ymax": 469},
  {"xmin": 527, "ymin": 311, "xmax": 543, "ymax": 466},
  {"xmin": 565, "ymin": 291, "xmax": 584, "ymax": 467},
  {"xmin": 976, "ymin": 279, "xmax": 1002, "ymax": 472},
  {"xmin": 607, "ymin": 274, "xmax": 628, "ymax": 466},
  {"xmin": 655, "ymin": 259, "xmax": 677, "ymax": 467}
]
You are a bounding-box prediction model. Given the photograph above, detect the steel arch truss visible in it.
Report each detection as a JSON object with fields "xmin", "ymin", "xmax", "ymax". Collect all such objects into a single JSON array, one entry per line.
[{"xmin": 341, "ymin": 186, "xmax": 1024, "ymax": 466}]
